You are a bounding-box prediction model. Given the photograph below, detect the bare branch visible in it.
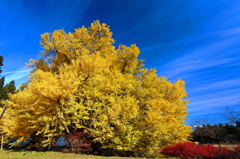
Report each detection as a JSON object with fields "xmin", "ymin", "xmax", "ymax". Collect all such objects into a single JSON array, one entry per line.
[{"xmin": 220, "ymin": 107, "xmax": 239, "ymax": 124}]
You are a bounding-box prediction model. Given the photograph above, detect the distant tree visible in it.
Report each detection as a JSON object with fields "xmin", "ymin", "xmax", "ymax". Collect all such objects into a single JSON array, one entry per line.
[
  {"xmin": 219, "ymin": 106, "xmax": 240, "ymax": 142},
  {"xmin": 0, "ymin": 56, "xmax": 16, "ymax": 107},
  {"xmin": 220, "ymin": 107, "xmax": 240, "ymax": 124},
  {"xmin": 190, "ymin": 119, "xmax": 240, "ymax": 145},
  {"xmin": 0, "ymin": 56, "xmax": 6, "ymax": 107},
  {"xmin": 190, "ymin": 117, "xmax": 225, "ymax": 146},
  {"xmin": 0, "ymin": 56, "xmax": 4, "ymax": 102},
  {"xmin": 0, "ymin": 56, "xmax": 3, "ymax": 74},
  {"xmin": 190, "ymin": 117, "xmax": 217, "ymax": 137},
  {"xmin": 0, "ymin": 20, "xmax": 192, "ymax": 156},
  {"xmin": 0, "ymin": 77, "xmax": 4, "ymax": 88},
  {"xmin": 0, "ymin": 89, "xmax": 8, "ymax": 107},
  {"xmin": 5, "ymin": 80, "xmax": 16, "ymax": 94}
]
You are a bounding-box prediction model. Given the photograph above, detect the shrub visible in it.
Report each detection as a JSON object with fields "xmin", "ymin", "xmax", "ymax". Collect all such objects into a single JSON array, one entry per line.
[
  {"xmin": 63, "ymin": 131, "xmax": 91, "ymax": 153},
  {"xmin": 161, "ymin": 142, "xmax": 240, "ymax": 159},
  {"xmin": 161, "ymin": 142, "xmax": 199, "ymax": 159},
  {"xmin": 234, "ymin": 146, "xmax": 240, "ymax": 152},
  {"xmin": 213, "ymin": 147, "xmax": 237, "ymax": 159},
  {"xmin": 234, "ymin": 146, "xmax": 240, "ymax": 158},
  {"xmin": 199, "ymin": 144, "xmax": 219, "ymax": 159}
]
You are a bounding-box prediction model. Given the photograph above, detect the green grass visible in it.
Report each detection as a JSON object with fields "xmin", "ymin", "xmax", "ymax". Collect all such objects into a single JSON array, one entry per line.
[{"xmin": 0, "ymin": 150, "xmax": 170, "ymax": 159}]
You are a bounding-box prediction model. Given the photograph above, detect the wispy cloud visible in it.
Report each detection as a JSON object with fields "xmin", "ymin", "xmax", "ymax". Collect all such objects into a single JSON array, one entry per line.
[
  {"xmin": 141, "ymin": 28, "xmax": 240, "ymax": 52},
  {"xmin": 1, "ymin": 70, "xmax": 31, "ymax": 75},
  {"xmin": 3, "ymin": 69, "xmax": 31, "ymax": 86},
  {"xmin": 182, "ymin": 58, "xmax": 239, "ymax": 69},
  {"xmin": 184, "ymin": 85, "xmax": 240, "ymax": 120},
  {"xmin": 187, "ymin": 94, "xmax": 240, "ymax": 113},
  {"xmin": 188, "ymin": 112, "xmax": 217, "ymax": 117},
  {"xmin": 158, "ymin": 57, "xmax": 239, "ymax": 79},
  {"xmin": 155, "ymin": 32, "xmax": 240, "ymax": 78},
  {"xmin": 188, "ymin": 96, "xmax": 238, "ymax": 108},
  {"xmin": 47, "ymin": 0, "xmax": 93, "ymax": 30},
  {"xmin": 190, "ymin": 79, "xmax": 240, "ymax": 92}
]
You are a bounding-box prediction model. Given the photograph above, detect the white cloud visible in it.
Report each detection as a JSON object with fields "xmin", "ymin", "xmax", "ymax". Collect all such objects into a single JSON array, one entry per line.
[
  {"xmin": 1, "ymin": 70, "xmax": 31, "ymax": 75},
  {"xmin": 187, "ymin": 95, "xmax": 240, "ymax": 112},
  {"xmin": 141, "ymin": 27, "xmax": 240, "ymax": 52},
  {"xmin": 3, "ymin": 69, "xmax": 31, "ymax": 86},
  {"xmin": 183, "ymin": 58, "xmax": 239, "ymax": 69},
  {"xmin": 189, "ymin": 79, "xmax": 240, "ymax": 92},
  {"xmin": 157, "ymin": 43, "xmax": 240, "ymax": 78},
  {"xmin": 158, "ymin": 57, "xmax": 238, "ymax": 79},
  {"xmin": 47, "ymin": 0, "xmax": 93, "ymax": 30},
  {"xmin": 188, "ymin": 112, "xmax": 212, "ymax": 117}
]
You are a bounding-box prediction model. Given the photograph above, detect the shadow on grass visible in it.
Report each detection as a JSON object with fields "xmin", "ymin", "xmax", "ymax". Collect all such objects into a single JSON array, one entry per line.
[
  {"xmin": 99, "ymin": 148, "xmax": 135, "ymax": 157},
  {"xmin": 49, "ymin": 147, "xmax": 136, "ymax": 157}
]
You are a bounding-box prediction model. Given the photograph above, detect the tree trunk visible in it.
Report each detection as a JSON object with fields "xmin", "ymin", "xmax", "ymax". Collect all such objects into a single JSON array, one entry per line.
[{"xmin": 91, "ymin": 142, "xmax": 102, "ymax": 155}]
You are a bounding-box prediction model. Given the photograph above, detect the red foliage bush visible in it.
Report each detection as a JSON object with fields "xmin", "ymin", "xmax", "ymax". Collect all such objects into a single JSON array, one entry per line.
[
  {"xmin": 198, "ymin": 144, "xmax": 219, "ymax": 159},
  {"xmin": 161, "ymin": 142, "xmax": 240, "ymax": 159},
  {"xmin": 235, "ymin": 146, "xmax": 240, "ymax": 152},
  {"xmin": 63, "ymin": 131, "xmax": 91, "ymax": 152},
  {"xmin": 213, "ymin": 147, "xmax": 237, "ymax": 159},
  {"xmin": 234, "ymin": 146, "xmax": 240, "ymax": 159},
  {"xmin": 161, "ymin": 142, "xmax": 199, "ymax": 159}
]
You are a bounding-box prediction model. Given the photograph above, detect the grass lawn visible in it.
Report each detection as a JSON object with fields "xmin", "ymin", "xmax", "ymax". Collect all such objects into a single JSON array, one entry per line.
[
  {"xmin": 0, "ymin": 150, "xmax": 172, "ymax": 159},
  {"xmin": 1, "ymin": 145, "xmax": 238, "ymax": 159}
]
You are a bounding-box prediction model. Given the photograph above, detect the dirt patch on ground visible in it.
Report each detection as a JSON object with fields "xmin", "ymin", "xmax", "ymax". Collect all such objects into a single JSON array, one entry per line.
[{"xmin": 213, "ymin": 144, "xmax": 239, "ymax": 150}]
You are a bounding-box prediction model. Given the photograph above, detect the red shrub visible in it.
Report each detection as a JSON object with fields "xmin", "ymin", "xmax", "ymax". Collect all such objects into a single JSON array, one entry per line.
[
  {"xmin": 198, "ymin": 144, "xmax": 219, "ymax": 159},
  {"xmin": 234, "ymin": 146, "xmax": 240, "ymax": 158},
  {"xmin": 213, "ymin": 147, "xmax": 237, "ymax": 159},
  {"xmin": 161, "ymin": 142, "xmax": 199, "ymax": 159},
  {"xmin": 63, "ymin": 131, "xmax": 91, "ymax": 152},
  {"xmin": 234, "ymin": 146, "xmax": 240, "ymax": 152},
  {"xmin": 161, "ymin": 142, "xmax": 239, "ymax": 159}
]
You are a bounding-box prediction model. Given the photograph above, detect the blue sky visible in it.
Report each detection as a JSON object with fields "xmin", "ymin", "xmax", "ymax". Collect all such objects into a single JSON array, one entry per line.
[{"xmin": 1, "ymin": 0, "xmax": 240, "ymax": 125}]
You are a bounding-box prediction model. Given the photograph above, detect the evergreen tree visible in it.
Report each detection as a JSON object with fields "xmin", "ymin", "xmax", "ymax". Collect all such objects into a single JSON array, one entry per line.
[
  {"xmin": 5, "ymin": 80, "xmax": 16, "ymax": 94},
  {"xmin": 0, "ymin": 56, "xmax": 3, "ymax": 74},
  {"xmin": 0, "ymin": 77, "xmax": 4, "ymax": 88},
  {"xmin": 0, "ymin": 56, "xmax": 16, "ymax": 107},
  {"xmin": 0, "ymin": 56, "xmax": 6, "ymax": 107}
]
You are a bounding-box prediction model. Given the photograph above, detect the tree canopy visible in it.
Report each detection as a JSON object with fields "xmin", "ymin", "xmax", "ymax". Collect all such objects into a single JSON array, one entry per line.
[{"xmin": 0, "ymin": 21, "xmax": 192, "ymax": 155}]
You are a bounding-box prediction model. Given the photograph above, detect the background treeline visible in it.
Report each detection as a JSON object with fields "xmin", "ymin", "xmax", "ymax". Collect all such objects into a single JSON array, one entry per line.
[{"xmin": 191, "ymin": 120, "xmax": 240, "ymax": 143}]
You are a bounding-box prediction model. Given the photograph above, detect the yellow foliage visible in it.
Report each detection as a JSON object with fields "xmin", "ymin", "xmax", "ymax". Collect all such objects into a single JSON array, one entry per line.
[{"xmin": 0, "ymin": 20, "xmax": 192, "ymax": 155}]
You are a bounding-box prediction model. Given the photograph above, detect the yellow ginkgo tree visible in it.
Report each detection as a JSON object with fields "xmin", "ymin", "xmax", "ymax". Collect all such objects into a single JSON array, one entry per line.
[{"xmin": 0, "ymin": 20, "xmax": 192, "ymax": 155}]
